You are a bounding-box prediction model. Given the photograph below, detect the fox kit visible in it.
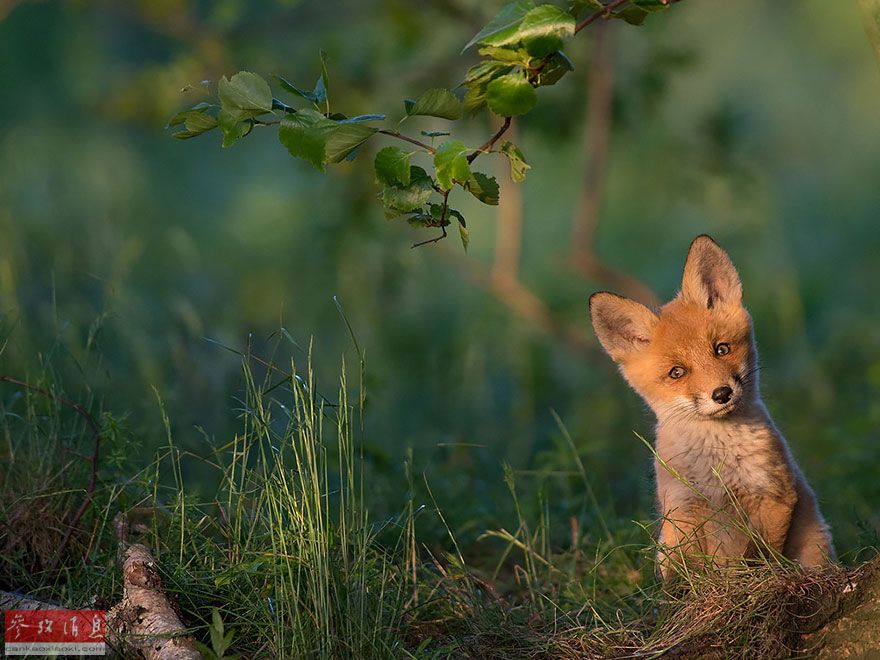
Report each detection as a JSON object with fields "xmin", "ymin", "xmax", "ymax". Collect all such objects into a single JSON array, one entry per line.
[{"xmin": 589, "ymin": 235, "xmax": 834, "ymax": 576}]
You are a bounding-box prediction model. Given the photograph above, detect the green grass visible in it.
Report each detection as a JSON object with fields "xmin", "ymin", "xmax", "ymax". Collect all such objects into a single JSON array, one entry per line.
[{"xmin": 0, "ymin": 350, "xmax": 875, "ymax": 659}]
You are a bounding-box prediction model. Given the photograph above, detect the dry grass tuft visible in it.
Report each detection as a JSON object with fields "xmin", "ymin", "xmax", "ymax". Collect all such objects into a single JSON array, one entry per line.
[
  {"xmin": 0, "ymin": 495, "xmax": 71, "ymax": 575},
  {"xmin": 412, "ymin": 558, "xmax": 877, "ymax": 659}
]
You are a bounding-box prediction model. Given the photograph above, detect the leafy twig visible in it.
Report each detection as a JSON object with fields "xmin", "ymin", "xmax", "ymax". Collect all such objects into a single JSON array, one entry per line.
[
  {"xmin": 412, "ymin": 190, "xmax": 451, "ymax": 248},
  {"xmin": 467, "ymin": 116, "xmax": 512, "ymax": 164},
  {"xmin": 575, "ymin": 0, "xmax": 630, "ymax": 34},
  {"xmin": 378, "ymin": 129, "xmax": 437, "ymax": 154}
]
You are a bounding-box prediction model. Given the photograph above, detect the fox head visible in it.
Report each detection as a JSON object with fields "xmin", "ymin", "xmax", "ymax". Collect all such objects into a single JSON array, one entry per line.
[{"xmin": 589, "ymin": 235, "xmax": 759, "ymax": 422}]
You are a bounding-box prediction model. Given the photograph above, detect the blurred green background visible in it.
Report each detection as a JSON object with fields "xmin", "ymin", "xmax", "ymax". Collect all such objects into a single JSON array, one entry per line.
[{"xmin": 1, "ymin": 0, "xmax": 878, "ymax": 555}]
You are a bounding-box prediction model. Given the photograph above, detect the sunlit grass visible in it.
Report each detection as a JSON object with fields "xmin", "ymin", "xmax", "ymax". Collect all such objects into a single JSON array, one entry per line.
[{"xmin": 0, "ymin": 349, "xmax": 875, "ymax": 658}]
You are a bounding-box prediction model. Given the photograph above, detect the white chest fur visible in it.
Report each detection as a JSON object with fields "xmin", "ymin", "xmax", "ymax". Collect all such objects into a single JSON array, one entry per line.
[{"xmin": 655, "ymin": 413, "xmax": 792, "ymax": 503}]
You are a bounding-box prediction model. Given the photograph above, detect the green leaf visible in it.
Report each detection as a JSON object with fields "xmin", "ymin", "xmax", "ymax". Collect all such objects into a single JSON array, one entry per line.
[
  {"xmin": 486, "ymin": 73, "xmax": 537, "ymax": 116},
  {"xmin": 464, "ymin": 0, "xmax": 535, "ymax": 51},
  {"xmin": 518, "ymin": 5, "xmax": 576, "ymax": 57},
  {"xmin": 183, "ymin": 111, "xmax": 218, "ymax": 133},
  {"xmin": 210, "ymin": 609, "xmax": 225, "ymax": 657},
  {"xmin": 465, "ymin": 172, "xmax": 500, "ymax": 205},
  {"xmin": 632, "ymin": 0, "xmax": 670, "ymax": 11},
  {"xmin": 315, "ymin": 49, "xmax": 330, "ymax": 105},
  {"xmin": 276, "ymin": 52, "xmax": 330, "ymax": 108},
  {"xmin": 477, "ymin": 45, "xmax": 533, "ymax": 64},
  {"xmin": 217, "ymin": 72, "xmax": 272, "ymax": 147},
  {"xmin": 405, "ymin": 88, "xmax": 462, "ymax": 120},
  {"xmin": 169, "ymin": 103, "xmax": 219, "ymax": 139},
  {"xmin": 464, "ymin": 2, "xmax": 574, "ymax": 55},
  {"xmin": 461, "ymin": 61, "xmax": 515, "ymax": 114},
  {"xmin": 570, "ymin": 0, "xmax": 603, "ymax": 13},
  {"xmin": 323, "ymin": 122, "xmax": 377, "ymax": 163},
  {"xmin": 218, "ymin": 109, "xmax": 252, "ymax": 148},
  {"xmin": 374, "ymin": 146, "xmax": 411, "ymax": 187},
  {"xmin": 279, "ymin": 110, "xmax": 376, "ymax": 168},
  {"xmin": 500, "ymin": 141, "xmax": 530, "ymax": 182},
  {"xmin": 275, "ymin": 75, "xmax": 319, "ymax": 103},
  {"xmin": 458, "ymin": 221, "xmax": 470, "ymax": 251},
  {"xmin": 535, "ymin": 50, "xmax": 574, "ymax": 87},
  {"xmin": 382, "ymin": 166, "xmax": 434, "ymax": 214},
  {"xmin": 614, "ymin": 6, "xmax": 649, "ymax": 25},
  {"xmin": 313, "ymin": 74, "xmax": 327, "ymax": 104},
  {"xmin": 406, "ymin": 211, "xmax": 435, "ymax": 228},
  {"xmin": 278, "ymin": 109, "xmax": 327, "ymax": 170},
  {"xmin": 433, "ymin": 140, "xmax": 471, "ymax": 190},
  {"xmin": 168, "ymin": 102, "xmax": 214, "ymax": 127},
  {"xmin": 342, "ymin": 114, "xmax": 386, "ymax": 122},
  {"xmin": 463, "ymin": 85, "xmax": 488, "ymax": 114},
  {"xmin": 463, "ymin": 60, "xmax": 515, "ymax": 86},
  {"xmin": 407, "ymin": 202, "xmax": 456, "ymax": 228},
  {"xmin": 218, "ymin": 71, "xmax": 273, "ymax": 115},
  {"xmin": 194, "ymin": 641, "xmax": 216, "ymax": 660}
]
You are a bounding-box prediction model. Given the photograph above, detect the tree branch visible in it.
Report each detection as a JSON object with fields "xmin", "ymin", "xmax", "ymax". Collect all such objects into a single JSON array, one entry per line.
[
  {"xmin": 575, "ymin": 0, "xmax": 630, "ymax": 34},
  {"xmin": 412, "ymin": 224, "xmax": 448, "ymax": 248},
  {"xmin": 412, "ymin": 189, "xmax": 451, "ymax": 248},
  {"xmin": 467, "ymin": 116, "xmax": 512, "ymax": 163},
  {"xmin": 378, "ymin": 129, "xmax": 437, "ymax": 154},
  {"xmin": 0, "ymin": 376, "xmax": 102, "ymax": 572},
  {"xmin": 463, "ymin": 261, "xmax": 595, "ymax": 355},
  {"xmin": 569, "ymin": 25, "xmax": 658, "ymax": 307}
]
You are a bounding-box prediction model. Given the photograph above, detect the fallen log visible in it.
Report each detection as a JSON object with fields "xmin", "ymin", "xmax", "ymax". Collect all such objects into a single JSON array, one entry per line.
[
  {"xmin": 0, "ymin": 591, "xmax": 61, "ymax": 610},
  {"xmin": 106, "ymin": 543, "xmax": 202, "ymax": 660}
]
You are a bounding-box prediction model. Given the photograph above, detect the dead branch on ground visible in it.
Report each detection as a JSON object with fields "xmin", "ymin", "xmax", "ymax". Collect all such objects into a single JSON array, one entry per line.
[{"xmin": 107, "ymin": 541, "xmax": 202, "ymax": 660}]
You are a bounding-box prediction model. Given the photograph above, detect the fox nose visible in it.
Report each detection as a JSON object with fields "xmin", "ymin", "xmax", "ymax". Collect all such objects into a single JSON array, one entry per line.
[{"xmin": 712, "ymin": 386, "xmax": 733, "ymax": 404}]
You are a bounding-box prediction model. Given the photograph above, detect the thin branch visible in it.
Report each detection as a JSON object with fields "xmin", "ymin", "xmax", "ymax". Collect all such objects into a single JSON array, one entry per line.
[
  {"xmin": 378, "ymin": 129, "xmax": 437, "ymax": 154},
  {"xmin": 412, "ymin": 225, "xmax": 448, "ymax": 248},
  {"xmin": 0, "ymin": 376, "xmax": 102, "ymax": 572},
  {"xmin": 528, "ymin": 0, "xmax": 631, "ymax": 82},
  {"xmin": 575, "ymin": 0, "xmax": 630, "ymax": 34},
  {"xmin": 412, "ymin": 190, "xmax": 451, "ymax": 248},
  {"xmin": 256, "ymin": 121, "xmax": 436, "ymax": 157},
  {"xmin": 467, "ymin": 116, "xmax": 512, "ymax": 163}
]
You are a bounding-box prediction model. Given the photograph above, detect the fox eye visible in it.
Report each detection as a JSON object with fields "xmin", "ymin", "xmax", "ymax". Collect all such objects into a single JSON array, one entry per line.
[
  {"xmin": 715, "ymin": 343, "xmax": 731, "ymax": 356},
  {"xmin": 668, "ymin": 366, "xmax": 686, "ymax": 379}
]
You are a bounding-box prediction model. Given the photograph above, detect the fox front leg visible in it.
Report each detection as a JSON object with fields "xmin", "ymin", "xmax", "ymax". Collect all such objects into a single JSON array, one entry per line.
[
  {"xmin": 744, "ymin": 494, "xmax": 796, "ymax": 560},
  {"xmin": 656, "ymin": 507, "xmax": 710, "ymax": 579}
]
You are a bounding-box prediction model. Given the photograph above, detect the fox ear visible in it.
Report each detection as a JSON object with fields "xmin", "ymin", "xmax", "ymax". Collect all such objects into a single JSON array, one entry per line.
[
  {"xmin": 680, "ymin": 235, "xmax": 742, "ymax": 308},
  {"xmin": 589, "ymin": 292, "xmax": 658, "ymax": 362}
]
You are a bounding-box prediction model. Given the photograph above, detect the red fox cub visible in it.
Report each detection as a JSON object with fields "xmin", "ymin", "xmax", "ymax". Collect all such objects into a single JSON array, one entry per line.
[{"xmin": 589, "ymin": 235, "xmax": 834, "ymax": 576}]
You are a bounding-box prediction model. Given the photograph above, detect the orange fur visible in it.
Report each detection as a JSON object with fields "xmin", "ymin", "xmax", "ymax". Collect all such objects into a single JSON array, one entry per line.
[{"xmin": 590, "ymin": 235, "xmax": 834, "ymax": 577}]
